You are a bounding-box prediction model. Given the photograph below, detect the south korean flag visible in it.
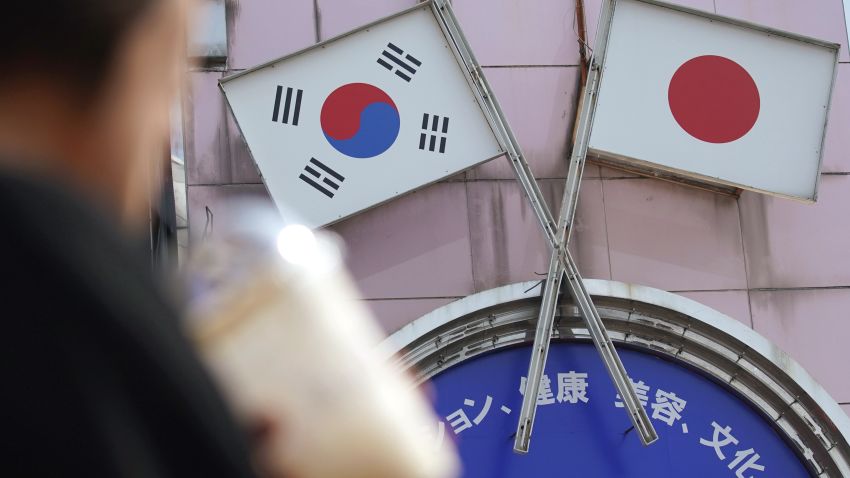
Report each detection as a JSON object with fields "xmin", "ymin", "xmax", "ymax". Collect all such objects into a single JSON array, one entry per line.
[{"xmin": 220, "ymin": 2, "xmax": 504, "ymax": 227}]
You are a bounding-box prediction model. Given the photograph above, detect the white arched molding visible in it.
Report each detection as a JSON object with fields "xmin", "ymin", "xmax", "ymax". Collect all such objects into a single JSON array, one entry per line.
[{"xmin": 379, "ymin": 280, "xmax": 850, "ymax": 477}]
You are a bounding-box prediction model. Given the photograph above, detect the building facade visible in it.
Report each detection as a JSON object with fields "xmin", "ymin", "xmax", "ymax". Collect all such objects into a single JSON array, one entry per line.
[{"xmin": 182, "ymin": 0, "xmax": 850, "ymax": 473}]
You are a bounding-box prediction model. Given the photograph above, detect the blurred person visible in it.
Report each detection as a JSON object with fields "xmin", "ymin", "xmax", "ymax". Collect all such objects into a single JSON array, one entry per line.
[
  {"xmin": 0, "ymin": 0, "xmax": 259, "ymax": 476},
  {"xmin": 0, "ymin": 2, "xmax": 458, "ymax": 478}
]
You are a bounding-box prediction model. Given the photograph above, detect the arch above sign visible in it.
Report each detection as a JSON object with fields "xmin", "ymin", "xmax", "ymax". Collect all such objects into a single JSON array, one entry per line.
[{"xmin": 380, "ymin": 280, "xmax": 850, "ymax": 476}]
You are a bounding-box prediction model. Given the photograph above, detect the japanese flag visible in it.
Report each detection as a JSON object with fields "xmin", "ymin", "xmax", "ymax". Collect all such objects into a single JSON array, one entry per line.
[
  {"xmin": 221, "ymin": 2, "xmax": 503, "ymax": 227},
  {"xmin": 588, "ymin": 0, "xmax": 838, "ymax": 201}
]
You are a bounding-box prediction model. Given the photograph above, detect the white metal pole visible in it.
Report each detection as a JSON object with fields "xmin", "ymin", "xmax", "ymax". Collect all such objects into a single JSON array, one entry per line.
[
  {"xmin": 431, "ymin": 0, "xmax": 658, "ymax": 452},
  {"xmin": 513, "ymin": 0, "xmax": 658, "ymax": 452}
]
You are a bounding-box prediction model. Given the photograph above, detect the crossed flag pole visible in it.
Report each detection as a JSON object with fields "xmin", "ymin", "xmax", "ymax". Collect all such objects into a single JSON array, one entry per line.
[
  {"xmin": 431, "ymin": 0, "xmax": 659, "ymax": 452},
  {"xmin": 221, "ymin": 0, "xmax": 836, "ymax": 455}
]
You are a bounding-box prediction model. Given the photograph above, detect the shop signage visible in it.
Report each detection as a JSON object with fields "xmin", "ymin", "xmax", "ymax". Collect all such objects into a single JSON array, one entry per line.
[{"xmin": 430, "ymin": 343, "xmax": 810, "ymax": 477}]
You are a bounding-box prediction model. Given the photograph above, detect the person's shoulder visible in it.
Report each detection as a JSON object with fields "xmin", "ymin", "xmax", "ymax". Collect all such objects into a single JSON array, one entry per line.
[{"xmin": 0, "ymin": 170, "xmax": 166, "ymax": 323}]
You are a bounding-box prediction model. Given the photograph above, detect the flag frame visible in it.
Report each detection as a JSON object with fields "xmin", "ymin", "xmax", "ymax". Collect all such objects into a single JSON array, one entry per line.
[
  {"xmin": 218, "ymin": 1, "xmax": 509, "ymax": 227},
  {"xmin": 587, "ymin": 0, "xmax": 840, "ymax": 203}
]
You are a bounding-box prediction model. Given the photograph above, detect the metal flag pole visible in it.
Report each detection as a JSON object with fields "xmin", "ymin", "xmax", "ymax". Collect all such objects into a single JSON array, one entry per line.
[
  {"xmin": 513, "ymin": 0, "xmax": 658, "ymax": 452},
  {"xmin": 513, "ymin": 0, "xmax": 659, "ymax": 452},
  {"xmin": 430, "ymin": 0, "xmax": 658, "ymax": 453},
  {"xmin": 431, "ymin": 0, "xmax": 557, "ymax": 237}
]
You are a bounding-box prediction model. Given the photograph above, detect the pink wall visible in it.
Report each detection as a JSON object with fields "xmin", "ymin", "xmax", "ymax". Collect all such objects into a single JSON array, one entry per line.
[{"xmin": 185, "ymin": 0, "xmax": 850, "ymax": 405}]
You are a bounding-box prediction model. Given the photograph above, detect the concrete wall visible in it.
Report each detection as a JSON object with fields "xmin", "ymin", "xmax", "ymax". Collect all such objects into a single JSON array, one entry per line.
[{"xmin": 184, "ymin": 0, "xmax": 850, "ymax": 412}]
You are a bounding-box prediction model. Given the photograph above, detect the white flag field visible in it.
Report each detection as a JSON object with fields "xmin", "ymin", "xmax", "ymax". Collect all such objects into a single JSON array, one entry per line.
[
  {"xmin": 220, "ymin": 3, "xmax": 503, "ymax": 227},
  {"xmin": 589, "ymin": 0, "xmax": 839, "ymax": 201}
]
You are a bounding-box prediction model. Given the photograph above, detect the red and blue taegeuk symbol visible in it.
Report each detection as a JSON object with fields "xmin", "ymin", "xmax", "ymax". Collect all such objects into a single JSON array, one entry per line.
[{"xmin": 320, "ymin": 83, "xmax": 400, "ymax": 158}]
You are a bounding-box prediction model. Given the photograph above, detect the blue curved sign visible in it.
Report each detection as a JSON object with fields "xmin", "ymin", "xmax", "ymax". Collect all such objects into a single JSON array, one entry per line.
[{"xmin": 430, "ymin": 343, "xmax": 810, "ymax": 477}]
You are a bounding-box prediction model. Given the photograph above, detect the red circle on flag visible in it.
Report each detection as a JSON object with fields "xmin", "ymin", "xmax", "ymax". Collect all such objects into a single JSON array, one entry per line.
[{"xmin": 668, "ymin": 55, "xmax": 760, "ymax": 144}]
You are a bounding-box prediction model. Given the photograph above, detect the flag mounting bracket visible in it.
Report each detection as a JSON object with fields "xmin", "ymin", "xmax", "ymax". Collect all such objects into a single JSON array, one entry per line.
[{"xmin": 430, "ymin": 0, "xmax": 659, "ymax": 453}]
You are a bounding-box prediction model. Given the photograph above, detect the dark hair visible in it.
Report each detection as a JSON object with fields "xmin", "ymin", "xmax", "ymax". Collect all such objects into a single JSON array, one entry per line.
[{"xmin": 1, "ymin": 0, "xmax": 158, "ymax": 99}]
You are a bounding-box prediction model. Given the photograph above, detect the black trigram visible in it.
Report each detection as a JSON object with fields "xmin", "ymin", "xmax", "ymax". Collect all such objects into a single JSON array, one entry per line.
[
  {"xmin": 272, "ymin": 86, "xmax": 303, "ymax": 125},
  {"xmin": 377, "ymin": 43, "xmax": 422, "ymax": 82},
  {"xmin": 419, "ymin": 113, "xmax": 449, "ymax": 154},
  {"xmin": 299, "ymin": 158, "xmax": 344, "ymax": 198}
]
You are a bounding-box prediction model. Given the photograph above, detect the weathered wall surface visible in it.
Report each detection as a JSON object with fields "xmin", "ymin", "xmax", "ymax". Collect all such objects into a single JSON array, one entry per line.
[{"xmin": 184, "ymin": 0, "xmax": 850, "ymax": 408}]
